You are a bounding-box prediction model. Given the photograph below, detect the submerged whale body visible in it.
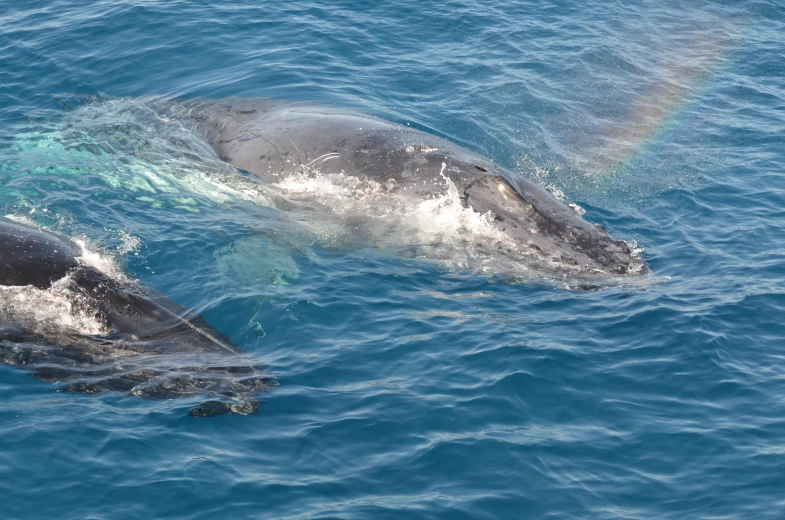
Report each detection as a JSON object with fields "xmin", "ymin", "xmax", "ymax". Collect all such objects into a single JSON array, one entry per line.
[
  {"xmin": 0, "ymin": 219, "xmax": 272, "ymax": 416},
  {"xmin": 183, "ymin": 99, "xmax": 645, "ymax": 278}
]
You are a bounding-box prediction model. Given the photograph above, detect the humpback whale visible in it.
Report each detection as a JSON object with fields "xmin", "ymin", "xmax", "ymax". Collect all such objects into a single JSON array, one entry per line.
[
  {"xmin": 182, "ymin": 99, "xmax": 645, "ymax": 277},
  {"xmin": 0, "ymin": 218, "xmax": 272, "ymax": 416}
]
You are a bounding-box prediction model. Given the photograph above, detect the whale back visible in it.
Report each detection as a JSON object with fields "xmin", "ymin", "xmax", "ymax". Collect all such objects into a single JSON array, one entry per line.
[{"xmin": 0, "ymin": 219, "xmax": 79, "ymax": 289}]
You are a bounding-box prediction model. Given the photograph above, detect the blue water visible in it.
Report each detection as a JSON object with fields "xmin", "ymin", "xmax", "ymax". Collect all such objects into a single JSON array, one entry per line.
[{"xmin": 2, "ymin": 0, "xmax": 784, "ymax": 518}]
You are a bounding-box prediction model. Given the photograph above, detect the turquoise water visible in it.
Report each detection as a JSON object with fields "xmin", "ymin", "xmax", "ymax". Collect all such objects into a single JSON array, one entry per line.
[{"xmin": 2, "ymin": 0, "xmax": 785, "ymax": 518}]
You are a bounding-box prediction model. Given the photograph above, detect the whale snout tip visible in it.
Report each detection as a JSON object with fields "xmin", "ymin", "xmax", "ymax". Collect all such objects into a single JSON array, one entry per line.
[
  {"xmin": 597, "ymin": 238, "xmax": 647, "ymax": 276},
  {"xmin": 607, "ymin": 245, "xmax": 648, "ymax": 276},
  {"xmin": 563, "ymin": 224, "xmax": 646, "ymax": 278}
]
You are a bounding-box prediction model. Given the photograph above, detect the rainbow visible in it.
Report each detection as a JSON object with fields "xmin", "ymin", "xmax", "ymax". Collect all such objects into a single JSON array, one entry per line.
[{"xmin": 592, "ymin": 28, "xmax": 740, "ymax": 179}]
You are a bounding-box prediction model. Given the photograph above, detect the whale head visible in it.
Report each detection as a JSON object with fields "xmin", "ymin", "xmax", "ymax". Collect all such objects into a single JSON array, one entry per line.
[{"xmin": 442, "ymin": 158, "xmax": 645, "ymax": 277}]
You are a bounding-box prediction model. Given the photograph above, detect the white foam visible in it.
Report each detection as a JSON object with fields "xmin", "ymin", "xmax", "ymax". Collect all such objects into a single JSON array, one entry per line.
[
  {"xmin": 0, "ymin": 275, "xmax": 109, "ymax": 337},
  {"xmin": 4, "ymin": 214, "xmax": 36, "ymax": 226},
  {"xmin": 274, "ymin": 169, "xmax": 395, "ymax": 214},
  {"xmin": 625, "ymin": 240, "xmax": 646, "ymax": 274},
  {"xmin": 114, "ymin": 230, "xmax": 141, "ymax": 255},
  {"xmin": 72, "ymin": 238, "xmax": 132, "ymax": 283},
  {"xmin": 408, "ymin": 163, "xmax": 519, "ymax": 249},
  {"xmin": 271, "ymin": 162, "xmax": 527, "ymax": 274}
]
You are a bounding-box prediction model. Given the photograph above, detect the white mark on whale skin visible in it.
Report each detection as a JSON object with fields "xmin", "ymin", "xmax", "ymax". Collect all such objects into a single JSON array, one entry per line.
[{"xmin": 303, "ymin": 152, "xmax": 340, "ymax": 168}]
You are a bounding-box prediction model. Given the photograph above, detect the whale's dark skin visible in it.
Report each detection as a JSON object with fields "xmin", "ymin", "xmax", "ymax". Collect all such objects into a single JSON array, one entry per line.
[
  {"xmin": 182, "ymin": 99, "xmax": 644, "ymax": 276},
  {"xmin": 0, "ymin": 219, "xmax": 272, "ymax": 416}
]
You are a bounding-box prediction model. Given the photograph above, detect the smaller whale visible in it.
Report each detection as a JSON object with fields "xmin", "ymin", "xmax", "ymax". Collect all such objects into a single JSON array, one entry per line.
[{"xmin": 0, "ymin": 218, "xmax": 272, "ymax": 416}]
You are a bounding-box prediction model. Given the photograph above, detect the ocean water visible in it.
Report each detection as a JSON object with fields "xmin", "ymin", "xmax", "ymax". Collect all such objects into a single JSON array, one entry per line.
[{"xmin": 1, "ymin": 0, "xmax": 784, "ymax": 518}]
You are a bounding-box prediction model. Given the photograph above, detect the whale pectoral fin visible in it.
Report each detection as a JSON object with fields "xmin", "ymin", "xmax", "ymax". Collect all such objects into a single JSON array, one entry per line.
[
  {"xmin": 215, "ymin": 236, "xmax": 300, "ymax": 286},
  {"xmin": 189, "ymin": 401, "xmax": 231, "ymax": 417},
  {"xmin": 189, "ymin": 399, "xmax": 261, "ymax": 417}
]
